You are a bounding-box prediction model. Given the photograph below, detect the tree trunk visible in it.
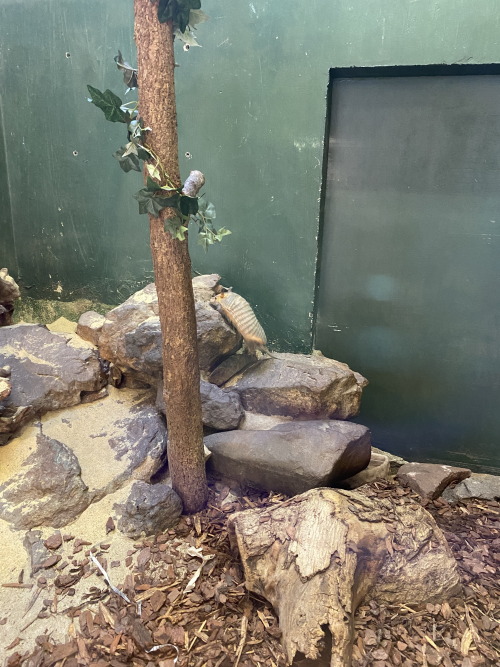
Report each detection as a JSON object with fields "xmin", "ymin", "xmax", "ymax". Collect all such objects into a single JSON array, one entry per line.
[
  {"xmin": 134, "ymin": 0, "xmax": 208, "ymax": 513},
  {"xmin": 228, "ymin": 487, "xmax": 461, "ymax": 667}
]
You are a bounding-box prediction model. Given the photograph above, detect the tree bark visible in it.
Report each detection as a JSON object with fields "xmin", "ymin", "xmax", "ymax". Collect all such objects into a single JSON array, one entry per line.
[
  {"xmin": 134, "ymin": 0, "xmax": 208, "ymax": 513},
  {"xmin": 228, "ymin": 487, "xmax": 461, "ymax": 667}
]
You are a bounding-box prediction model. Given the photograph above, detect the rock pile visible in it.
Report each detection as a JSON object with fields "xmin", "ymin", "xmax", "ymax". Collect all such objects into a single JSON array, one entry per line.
[{"xmin": 4, "ymin": 273, "xmax": 486, "ymax": 541}]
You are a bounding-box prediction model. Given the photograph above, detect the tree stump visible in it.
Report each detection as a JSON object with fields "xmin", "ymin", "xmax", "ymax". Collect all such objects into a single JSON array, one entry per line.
[{"xmin": 227, "ymin": 487, "xmax": 460, "ymax": 667}]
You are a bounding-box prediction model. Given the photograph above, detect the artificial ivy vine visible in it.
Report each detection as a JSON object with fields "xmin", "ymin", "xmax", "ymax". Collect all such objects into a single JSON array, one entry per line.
[{"xmin": 87, "ymin": 3, "xmax": 230, "ymax": 249}]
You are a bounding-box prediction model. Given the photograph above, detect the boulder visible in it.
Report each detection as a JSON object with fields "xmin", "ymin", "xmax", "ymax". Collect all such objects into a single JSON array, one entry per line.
[
  {"xmin": 224, "ymin": 352, "xmax": 367, "ymax": 420},
  {"xmin": 97, "ymin": 278, "xmax": 241, "ymax": 382},
  {"xmin": 0, "ymin": 432, "xmax": 90, "ymax": 530},
  {"xmin": 442, "ymin": 473, "xmax": 500, "ymax": 503},
  {"xmin": 205, "ymin": 420, "xmax": 371, "ymax": 496},
  {"xmin": 208, "ymin": 352, "xmax": 257, "ymax": 386},
  {"xmin": 0, "ymin": 387, "xmax": 168, "ymax": 529},
  {"xmin": 0, "ymin": 268, "xmax": 20, "ymax": 326},
  {"xmin": 76, "ymin": 310, "xmax": 106, "ymax": 346},
  {"xmin": 396, "ymin": 463, "xmax": 471, "ymax": 501},
  {"xmin": 0, "ymin": 324, "xmax": 105, "ymax": 443},
  {"xmin": 156, "ymin": 379, "xmax": 244, "ymax": 431},
  {"xmin": 115, "ymin": 480, "xmax": 182, "ymax": 538}
]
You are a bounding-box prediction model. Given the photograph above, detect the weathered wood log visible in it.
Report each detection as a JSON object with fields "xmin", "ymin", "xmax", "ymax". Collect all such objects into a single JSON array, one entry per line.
[{"xmin": 227, "ymin": 487, "xmax": 460, "ymax": 667}]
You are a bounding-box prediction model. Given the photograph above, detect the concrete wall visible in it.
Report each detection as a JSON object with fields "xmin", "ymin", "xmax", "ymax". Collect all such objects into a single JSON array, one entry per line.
[{"xmin": 1, "ymin": 0, "xmax": 499, "ymax": 349}]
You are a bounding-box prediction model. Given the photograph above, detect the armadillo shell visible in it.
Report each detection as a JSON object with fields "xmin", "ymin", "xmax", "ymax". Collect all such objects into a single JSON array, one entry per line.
[{"xmin": 216, "ymin": 291, "xmax": 267, "ymax": 349}]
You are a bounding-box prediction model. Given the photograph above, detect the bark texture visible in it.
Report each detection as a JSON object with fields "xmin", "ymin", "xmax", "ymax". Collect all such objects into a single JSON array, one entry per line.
[
  {"xmin": 134, "ymin": 0, "xmax": 208, "ymax": 513},
  {"xmin": 228, "ymin": 487, "xmax": 461, "ymax": 667}
]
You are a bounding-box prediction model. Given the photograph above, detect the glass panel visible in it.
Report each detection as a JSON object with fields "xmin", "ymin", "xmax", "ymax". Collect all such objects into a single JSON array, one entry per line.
[{"xmin": 316, "ymin": 74, "xmax": 500, "ymax": 472}]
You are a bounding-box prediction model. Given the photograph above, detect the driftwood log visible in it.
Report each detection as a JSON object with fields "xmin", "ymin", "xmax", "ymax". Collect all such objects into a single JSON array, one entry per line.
[{"xmin": 228, "ymin": 487, "xmax": 460, "ymax": 667}]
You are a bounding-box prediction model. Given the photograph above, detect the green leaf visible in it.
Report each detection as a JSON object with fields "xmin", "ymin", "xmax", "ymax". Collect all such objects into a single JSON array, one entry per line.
[
  {"xmin": 87, "ymin": 85, "xmax": 130, "ymax": 123},
  {"xmin": 164, "ymin": 218, "xmax": 188, "ymax": 240},
  {"xmin": 146, "ymin": 177, "xmax": 163, "ymax": 192},
  {"xmin": 134, "ymin": 189, "xmax": 180, "ymax": 217},
  {"xmin": 179, "ymin": 195, "xmax": 199, "ymax": 217},
  {"xmin": 146, "ymin": 163, "xmax": 161, "ymax": 181},
  {"xmin": 113, "ymin": 147, "xmax": 141, "ymax": 172},
  {"xmin": 215, "ymin": 227, "xmax": 231, "ymax": 240}
]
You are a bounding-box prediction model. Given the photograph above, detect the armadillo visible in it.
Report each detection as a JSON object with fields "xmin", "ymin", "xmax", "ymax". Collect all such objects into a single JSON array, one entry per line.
[{"xmin": 210, "ymin": 290, "xmax": 274, "ymax": 356}]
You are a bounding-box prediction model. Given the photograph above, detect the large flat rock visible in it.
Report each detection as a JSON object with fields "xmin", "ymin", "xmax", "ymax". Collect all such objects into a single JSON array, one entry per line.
[
  {"xmin": 0, "ymin": 387, "xmax": 167, "ymax": 529},
  {"xmin": 0, "ymin": 324, "xmax": 105, "ymax": 442},
  {"xmin": 205, "ymin": 420, "xmax": 371, "ymax": 496},
  {"xmin": 224, "ymin": 352, "xmax": 367, "ymax": 420}
]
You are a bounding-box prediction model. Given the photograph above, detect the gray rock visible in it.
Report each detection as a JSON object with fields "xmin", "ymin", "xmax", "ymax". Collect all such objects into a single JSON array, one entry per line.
[
  {"xmin": 396, "ymin": 463, "xmax": 471, "ymax": 500},
  {"xmin": 205, "ymin": 420, "xmax": 371, "ymax": 496},
  {"xmin": 200, "ymin": 381, "xmax": 244, "ymax": 430},
  {"xmin": 76, "ymin": 310, "xmax": 106, "ymax": 346},
  {"xmin": 224, "ymin": 352, "xmax": 367, "ymax": 420},
  {"xmin": 39, "ymin": 387, "xmax": 168, "ymax": 499},
  {"xmin": 0, "ymin": 433, "xmax": 90, "ymax": 529},
  {"xmin": 0, "ymin": 323, "xmax": 105, "ymax": 442},
  {"xmin": 23, "ymin": 530, "xmax": 54, "ymax": 575},
  {"xmin": 208, "ymin": 352, "xmax": 257, "ymax": 386},
  {"xmin": 115, "ymin": 481, "xmax": 182, "ymax": 538},
  {"xmin": 98, "ymin": 279, "xmax": 241, "ymax": 382},
  {"xmin": 442, "ymin": 473, "xmax": 500, "ymax": 504},
  {"xmin": 156, "ymin": 379, "xmax": 244, "ymax": 431},
  {"xmin": 0, "ymin": 388, "xmax": 168, "ymax": 529}
]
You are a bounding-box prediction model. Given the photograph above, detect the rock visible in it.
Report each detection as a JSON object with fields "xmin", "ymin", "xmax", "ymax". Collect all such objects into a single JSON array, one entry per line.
[
  {"xmin": 372, "ymin": 447, "xmax": 408, "ymax": 474},
  {"xmin": 115, "ymin": 481, "xmax": 182, "ymax": 538},
  {"xmin": 44, "ymin": 531, "xmax": 63, "ymax": 550},
  {"xmin": 0, "ymin": 387, "xmax": 168, "ymax": 529},
  {"xmin": 0, "ymin": 324, "xmax": 105, "ymax": 442},
  {"xmin": 0, "ymin": 268, "xmax": 20, "ymax": 302},
  {"xmin": 23, "ymin": 530, "xmax": 54, "ymax": 575},
  {"xmin": 224, "ymin": 352, "xmax": 367, "ymax": 420},
  {"xmin": 396, "ymin": 463, "xmax": 471, "ymax": 500},
  {"xmin": 195, "ymin": 300, "xmax": 241, "ymax": 371},
  {"xmin": 340, "ymin": 452, "xmax": 391, "ymax": 489},
  {"xmin": 156, "ymin": 379, "xmax": 244, "ymax": 431},
  {"xmin": 205, "ymin": 420, "xmax": 371, "ymax": 496},
  {"xmin": 200, "ymin": 381, "xmax": 244, "ymax": 431},
  {"xmin": 208, "ymin": 352, "xmax": 257, "ymax": 386},
  {"xmin": 98, "ymin": 279, "xmax": 241, "ymax": 382},
  {"xmin": 442, "ymin": 473, "xmax": 500, "ymax": 503},
  {"xmin": 80, "ymin": 387, "xmax": 109, "ymax": 404},
  {"xmin": 0, "ymin": 433, "xmax": 91, "ymax": 529},
  {"xmin": 0, "ymin": 268, "xmax": 20, "ymax": 326},
  {"xmin": 76, "ymin": 310, "xmax": 106, "ymax": 346},
  {"xmin": 238, "ymin": 411, "xmax": 292, "ymax": 431},
  {"xmin": 0, "ymin": 377, "xmax": 11, "ymax": 401},
  {"xmin": 38, "ymin": 387, "xmax": 167, "ymax": 499}
]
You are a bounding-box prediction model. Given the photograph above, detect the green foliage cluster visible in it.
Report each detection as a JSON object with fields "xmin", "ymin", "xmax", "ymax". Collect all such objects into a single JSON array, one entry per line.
[{"xmin": 87, "ymin": 3, "xmax": 230, "ymax": 247}]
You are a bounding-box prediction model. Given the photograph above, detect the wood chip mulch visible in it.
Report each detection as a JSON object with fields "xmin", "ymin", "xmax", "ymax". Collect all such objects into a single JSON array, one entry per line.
[{"xmin": 4, "ymin": 479, "xmax": 500, "ymax": 667}]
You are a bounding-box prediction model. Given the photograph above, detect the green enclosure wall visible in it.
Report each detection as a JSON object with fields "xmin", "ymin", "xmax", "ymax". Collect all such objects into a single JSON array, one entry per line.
[
  {"xmin": 2, "ymin": 0, "xmax": 499, "ymax": 348},
  {"xmin": 1, "ymin": 1, "xmax": 499, "ymax": 465}
]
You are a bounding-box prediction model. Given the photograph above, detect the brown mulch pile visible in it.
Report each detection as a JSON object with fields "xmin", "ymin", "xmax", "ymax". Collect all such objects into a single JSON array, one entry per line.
[{"xmin": 5, "ymin": 479, "xmax": 500, "ymax": 667}]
